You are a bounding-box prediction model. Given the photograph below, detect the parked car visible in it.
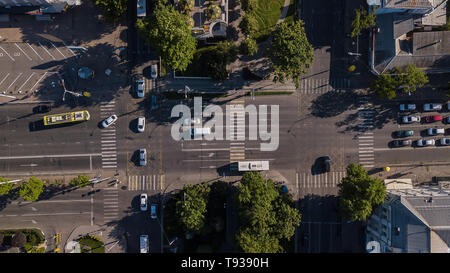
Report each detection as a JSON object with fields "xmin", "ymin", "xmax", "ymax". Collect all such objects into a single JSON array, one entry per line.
[
  {"xmin": 139, "ymin": 148, "xmax": 147, "ymax": 166},
  {"xmin": 394, "ymin": 130, "xmax": 414, "ymax": 138},
  {"xmin": 151, "ymin": 95, "xmax": 158, "ymax": 109},
  {"xmin": 137, "ymin": 78, "xmax": 144, "ymax": 98},
  {"xmin": 427, "ymin": 128, "xmax": 445, "ymax": 136},
  {"xmin": 402, "ymin": 115, "xmax": 420, "ymax": 124},
  {"xmin": 140, "ymin": 235, "xmax": 149, "ymax": 253},
  {"xmin": 416, "ymin": 139, "xmax": 435, "ymax": 147},
  {"xmin": 151, "ymin": 64, "xmax": 157, "ymax": 79},
  {"xmin": 447, "ymin": 116, "xmax": 450, "ymax": 124},
  {"xmin": 392, "ymin": 139, "xmax": 412, "ymax": 147},
  {"xmin": 140, "ymin": 193, "xmax": 148, "ymax": 211},
  {"xmin": 101, "ymin": 114, "xmax": 118, "ymax": 128},
  {"xmin": 447, "ymin": 102, "xmax": 450, "ymax": 111},
  {"xmin": 399, "ymin": 104, "xmax": 416, "ymax": 111},
  {"xmin": 440, "ymin": 138, "xmax": 450, "ymax": 146},
  {"xmin": 150, "ymin": 204, "xmax": 157, "ymax": 219},
  {"xmin": 425, "ymin": 115, "xmax": 442, "ymax": 123},
  {"xmin": 137, "ymin": 117, "xmax": 145, "ymax": 133},
  {"xmin": 32, "ymin": 105, "xmax": 51, "ymax": 114},
  {"xmin": 423, "ymin": 103, "xmax": 442, "ymax": 111}
]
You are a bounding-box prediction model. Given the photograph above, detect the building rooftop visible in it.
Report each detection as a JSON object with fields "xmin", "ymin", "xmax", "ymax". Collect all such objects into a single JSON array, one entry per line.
[{"xmin": 384, "ymin": 0, "xmax": 434, "ymax": 9}]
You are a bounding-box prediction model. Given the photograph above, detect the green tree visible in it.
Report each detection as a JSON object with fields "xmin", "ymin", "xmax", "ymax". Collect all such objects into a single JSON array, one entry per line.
[
  {"xmin": 19, "ymin": 177, "xmax": 44, "ymax": 202},
  {"xmin": 338, "ymin": 163, "xmax": 387, "ymax": 222},
  {"xmin": 69, "ymin": 175, "xmax": 91, "ymax": 188},
  {"xmin": 0, "ymin": 177, "xmax": 13, "ymax": 196},
  {"xmin": 240, "ymin": 37, "xmax": 258, "ymax": 56},
  {"xmin": 239, "ymin": 13, "xmax": 258, "ymax": 36},
  {"xmin": 267, "ymin": 20, "xmax": 314, "ymax": 88},
  {"xmin": 395, "ymin": 64, "xmax": 429, "ymax": 94},
  {"xmin": 370, "ymin": 72, "xmax": 398, "ymax": 99},
  {"xmin": 92, "ymin": 0, "xmax": 127, "ymax": 23},
  {"xmin": 197, "ymin": 41, "xmax": 237, "ymax": 80},
  {"xmin": 351, "ymin": 7, "xmax": 377, "ymax": 37},
  {"xmin": 235, "ymin": 226, "xmax": 281, "ymax": 253},
  {"xmin": 176, "ymin": 183, "xmax": 211, "ymax": 233},
  {"xmin": 241, "ymin": 0, "xmax": 256, "ymax": 12},
  {"xmin": 136, "ymin": 3, "xmax": 197, "ymax": 72}
]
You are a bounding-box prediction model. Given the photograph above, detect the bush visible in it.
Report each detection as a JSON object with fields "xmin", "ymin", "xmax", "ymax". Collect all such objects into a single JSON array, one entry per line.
[
  {"xmin": 77, "ymin": 235, "xmax": 105, "ymax": 253},
  {"xmin": 241, "ymin": 0, "xmax": 256, "ymax": 12},
  {"xmin": 11, "ymin": 232, "xmax": 26, "ymax": 248},
  {"xmin": 240, "ymin": 37, "xmax": 258, "ymax": 56},
  {"xmin": 239, "ymin": 13, "xmax": 258, "ymax": 36},
  {"xmin": 70, "ymin": 175, "xmax": 91, "ymax": 188}
]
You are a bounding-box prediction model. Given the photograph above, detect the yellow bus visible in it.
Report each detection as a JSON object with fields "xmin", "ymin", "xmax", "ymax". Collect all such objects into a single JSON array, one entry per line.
[{"xmin": 43, "ymin": 110, "xmax": 90, "ymax": 126}]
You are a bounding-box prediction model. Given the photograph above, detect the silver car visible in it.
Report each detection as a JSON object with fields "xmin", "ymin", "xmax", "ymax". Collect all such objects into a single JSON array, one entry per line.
[
  {"xmin": 140, "ymin": 193, "xmax": 148, "ymax": 211},
  {"xmin": 139, "ymin": 148, "xmax": 147, "ymax": 166},
  {"xmin": 137, "ymin": 78, "xmax": 144, "ymax": 98},
  {"xmin": 151, "ymin": 64, "xmax": 157, "ymax": 79},
  {"xmin": 102, "ymin": 114, "xmax": 118, "ymax": 128},
  {"xmin": 402, "ymin": 115, "xmax": 420, "ymax": 124},
  {"xmin": 399, "ymin": 104, "xmax": 416, "ymax": 111},
  {"xmin": 416, "ymin": 139, "xmax": 435, "ymax": 147},
  {"xmin": 427, "ymin": 128, "xmax": 445, "ymax": 136},
  {"xmin": 440, "ymin": 138, "xmax": 450, "ymax": 146},
  {"xmin": 423, "ymin": 103, "xmax": 442, "ymax": 111},
  {"xmin": 137, "ymin": 117, "xmax": 145, "ymax": 133}
]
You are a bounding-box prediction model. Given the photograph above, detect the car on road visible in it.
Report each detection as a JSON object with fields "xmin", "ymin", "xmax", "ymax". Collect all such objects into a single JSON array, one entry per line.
[
  {"xmin": 425, "ymin": 115, "xmax": 442, "ymax": 123},
  {"xmin": 392, "ymin": 139, "xmax": 412, "ymax": 147},
  {"xmin": 137, "ymin": 117, "xmax": 145, "ymax": 133},
  {"xmin": 322, "ymin": 156, "xmax": 331, "ymax": 172},
  {"xmin": 140, "ymin": 235, "xmax": 149, "ymax": 253},
  {"xmin": 394, "ymin": 130, "xmax": 414, "ymax": 138},
  {"xmin": 399, "ymin": 104, "xmax": 416, "ymax": 111},
  {"xmin": 427, "ymin": 128, "xmax": 445, "ymax": 136},
  {"xmin": 137, "ymin": 78, "xmax": 144, "ymax": 98},
  {"xmin": 151, "ymin": 95, "xmax": 158, "ymax": 109},
  {"xmin": 101, "ymin": 114, "xmax": 118, "ymax": 128},
  {"xmin": 151, "ymin": 64, "xmax": 157, "ymax": 79},
  {"xmin": 423, "ymin": 103, "xmax": 442, "ymax": 111},
  {"xmin": 416, "ymin": 139, "xmax": 435, "ymax": 147},
  {"xmin": 150, "ymin": 204, "xmax": 157, "ymax": 219},
  {"xmin": 402, "ymin": 115, "xmax": 420, "ymax": 124},
  {"xmin": 140, "ymin": 193, "xmax": 148, "ymax": 211},
  {"xmin": 33, "ymin": 105, "xmax": 51, "ymax": 114},
  {"xmin": 139, "ymin": 148, "xmax": 147, "ymax": 166},
  {"xmin": 183, "ymin": 117, "xmax": 202, "ymax": 126},
  {"xmin": 440, "ymin": 138, "xmax": 450, "ymax": 146}
]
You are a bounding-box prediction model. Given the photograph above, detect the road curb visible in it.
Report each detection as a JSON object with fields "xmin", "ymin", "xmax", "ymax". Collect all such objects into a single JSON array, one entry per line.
[
  {"xmin": 375, "ymin": 162, "xmax": 450, "ymax": 168},
  {"xmin": 0, "ymin": 100, "xmax": 55, "ymax": 105}
]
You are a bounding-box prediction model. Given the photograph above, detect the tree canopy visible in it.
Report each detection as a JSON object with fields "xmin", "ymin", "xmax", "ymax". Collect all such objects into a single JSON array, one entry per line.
[
  {"xmin": 69, "ymin": 175, "xmax": 91, "ymax": 188},
  {"xmin": 176, "ymin": 183, "xmax": 210, "ymax": 233},
  {"xmin": 267, "ymin": 20, "xmax": 314, "ymax": 88},
  {"xmin": 136, "ymin": 3, "xmax": 197, "ymax": 72},
  {"xmin": 19, "ymin": 177, "xmax": 44, "ymax": 202},
  {"xmin": 240, "ymin": 37, "xmax": 258, "ymax": 56},
  {"xmin": 0, "ymin": 177, "xmax": 13, "ymax": 196},
  {"xmin": 396, "ymin": 64, "xmax": 429, "ymax": 94},
  {"xmin": 93, "ymin": 0, "xmax": 127, "ymax": 24},
  {"xmin": 338, "ymin": 163, "xmax": 386, "ymax": 222},
  {"xmin": 351, "ymin": 7, "xmax": 377, "ymax": 37},
  {"xmin": 370, "ymin": 72, "xmax": 398, "ymax": 99}
]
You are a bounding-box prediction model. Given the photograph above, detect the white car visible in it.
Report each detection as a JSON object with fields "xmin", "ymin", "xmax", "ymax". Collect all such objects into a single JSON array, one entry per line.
[
  {"xmin": 140, "ymin": 235, "xmax": 149, "ymax": 253},
  {"xmin": 399, "ymin": 104, "xmax": 416, "ymax": 111},
  {"xmin": 137, "ymin": 78, "xmax": 144, "ymax": 98},
  {"xmin": 150, "ymin": 204, "xmax": 157, "ymax": 219},
  {"xmin": 183, "ymin": 117, "xmax": 201, "ymax": 126},
  {"xmin": 139, "ymin": 148, "xmax": 147, "ymax": 166},
  {"xmin": 423, "ymin": 103, "xmax": 442, "ymax": 111},
  {"xmin": 151, "ymin": 64, "xmax": 157, "ymax": 79},
  {"xmin": 140, "ymin": 193, "xmax": 148, "ymax": 211},
  {"xmin": 402, "ymin": 115, "xmax": 420, "ymax": 124},
  {"xmin": 137, "ymin": 117, "xmax": 145, "ymax": 133},
  {"xmin": 427, "ymin": 128, "xmax": 445, "ymax": 136},
  {"xmin": 440, "ymin": 138, "xmax": 450, "ymax": 146},
  {"xmin": 416, "ymin": 139, "xmax": 435, "ymax": 147},
  {"xmin": 102, "ymin": 114, "xmax": 118, "ymax": 128}
]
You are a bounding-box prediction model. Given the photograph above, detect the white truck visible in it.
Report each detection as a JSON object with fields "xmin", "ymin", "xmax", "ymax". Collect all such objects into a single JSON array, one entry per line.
[{"xmin": 238, "ymin": 161, "xmax": 270, "ymax": 171}]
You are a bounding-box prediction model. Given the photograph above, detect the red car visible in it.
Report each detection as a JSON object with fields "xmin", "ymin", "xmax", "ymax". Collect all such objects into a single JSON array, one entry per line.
[{"xmin": 425, "ymin": 115, "xmax": 443, "ymax": 123}]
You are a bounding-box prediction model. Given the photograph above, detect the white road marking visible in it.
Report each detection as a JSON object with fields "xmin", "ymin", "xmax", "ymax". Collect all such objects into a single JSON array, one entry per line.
[
  {"xmin": 15, "ymin": 43, "xmax": 32, "ymax": 61},
  {"xmin": 62, "ymin": 41, "xmax": 76, "ymax": 57},
  {"xmin": 5, "ymin": 73, "xmax": 22, "ymax": 92},
  {"xmin": 0, "ymin": 73, "xmax": 10, "ymax": 86},
  {"xmin": 27, "ymin": 43, "xmax": 44, "ymax": 60},
  {"xmin": 0, "ymin": 153, "xmax": 101, "ymax": 160},
  {"xmin": 0, "ymin": 46, "xmax": 15, "ymax": 61},
  {"xmin": 38, "ymin": 42, "xmax": 56, "ymax": 60},
  {"xmin": 30, "ymin": 72, "xmax": 47, "ymax": 92},
  {"xmin": 51, "ymin": 42, "xmax": 66, "ymax": 58},
  {"xmin": 18, "ymin": 72, "xmax": 36, "ymax": 91}
]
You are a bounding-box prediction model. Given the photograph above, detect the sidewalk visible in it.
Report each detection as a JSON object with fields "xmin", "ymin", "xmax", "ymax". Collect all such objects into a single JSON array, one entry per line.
[
  {"xmin": 65, "ymin": 224, "xmax": 126, "ymax": 253},
  {"xmin": 369, "ymin": 163, "xmax": 450, "ymax": 186}
]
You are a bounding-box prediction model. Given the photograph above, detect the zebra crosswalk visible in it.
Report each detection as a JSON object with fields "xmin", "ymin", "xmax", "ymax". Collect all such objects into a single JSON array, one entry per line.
[
  {"xmin": 127, "ymin": 174, "xmax": 165, "ymax": 191},
  {"xmin": 100, "ymin": 100, "xmax": 118, "ymax": 169},
  {"xmin": 357, "ymin": 96, "xmax": 375, "ymax": 168},
  {"xmin": 228, "ymin": 99, "xmax": 245, "ymax": 165},
  {"xmin": 296, "ymin": 171, "xmax": 345, "ymax": 189},
  {"xmin": 103, "ymin": 188, "xmax": 119, "ymax": 222},
  {"xmin": 299, "ymin": 78, "xmax": 350, "ymax": 94}
]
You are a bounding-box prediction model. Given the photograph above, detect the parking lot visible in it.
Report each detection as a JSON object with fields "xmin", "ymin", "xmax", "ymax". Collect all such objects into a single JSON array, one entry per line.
[{"xmin": 0, "ymin": 42, "xmax": 77, "ymax": 96}]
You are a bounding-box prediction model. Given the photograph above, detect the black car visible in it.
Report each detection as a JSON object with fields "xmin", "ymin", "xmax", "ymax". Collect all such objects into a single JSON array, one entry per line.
[
  {"xmin": 394, "ymin": 130, "xmax": 414, "ymax": 138},
  {"xmin": 33, "ymin": 105, "xmax": 51, "ymax": 113},
  {"xmin": 392, "ymin": 139, "xmax": 412, "ymax": 147}
]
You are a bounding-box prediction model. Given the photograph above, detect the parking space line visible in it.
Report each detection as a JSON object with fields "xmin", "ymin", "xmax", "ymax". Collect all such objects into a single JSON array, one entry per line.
[
  {"xmin": 0, "ymin": 46, "xmax": 15, "ymax": 61},
  {"xmin": 27, "ymin": 43, "xmax": 44, "ymax": 61},
  {"xmin": 15, "ymin": 43, "xmax": 32, "ymax": 61},
  {"xmin": 51, "ymin": 42, "xmax": 66, "ymax": 58},
  {"xmin": 6, "ymin": 73, "xmax": 22, "ymax": 92},
  {"xmin": 62, "ymin": 41, "xmax": 76, "ymax": 57},
  {"xmin": 0, "ymin": 73, "xmax": 10, "ymax": 86},
  {"xmin": 30, "ymin": 72, "xmax": 47, "ymax": 92},
  {"xmin": 18, "ymin": 72, "xmax": 36, "ymax": 91},
  {"xmin": 38, "ymin": 42, "xmax": 56, "ymax": 60}
]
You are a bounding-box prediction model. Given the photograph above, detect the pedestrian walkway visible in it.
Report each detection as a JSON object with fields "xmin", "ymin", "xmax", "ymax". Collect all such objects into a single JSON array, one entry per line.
[
  {"xmin": 103, "ymin": 188, "xmax": 119, "ymax": 222},
  {"xmin": 357, "ymin": 95, "xmax": 375, "ymax": 168},
  {"xmin": 299, "ymin": 78, "xmax": 350, "ymax": 94},
  {"xmin": 127, "ymin": 174, "xmax": 164, "ymax": 191},
  {"xmin": 228, "ymin": 99, "xmax": 245, "ymax": 169},
  {"xmin": 296, "ymin": 171, "xmax": 345, "ymax": 189},
  {"xmin": 100, "ymin": 100, "xmax": 118, "ymax": 170}
]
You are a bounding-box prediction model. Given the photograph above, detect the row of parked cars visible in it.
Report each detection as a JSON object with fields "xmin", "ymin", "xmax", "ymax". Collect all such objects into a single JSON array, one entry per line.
[
  {"xmin": 400, "ymin": 103, "xmax": 450, "ymax": 124},
  {"xmin": 400, "ymin": 103, "xmax": 450, "ymax": 112},
  {"xmin": 392, "ymin": 129, "xmax": 450, "ymax": 147}
]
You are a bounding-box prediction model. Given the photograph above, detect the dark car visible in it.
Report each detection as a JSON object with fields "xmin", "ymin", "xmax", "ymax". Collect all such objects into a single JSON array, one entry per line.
[
  {"xmin": 323, "ymin": 156, "xmax": 331, "ymax": 172},
  {"xmin": 425, "ymin": 115, "xmax": 443, "ymax": 123},
  {"xmin": 32, "ymin": 105, "xmax": 51, "ymax": 113},
  {"xmin": 394, "ymin": 130, "xmax": 414, "ymax": 138},
  {"xmin": 392, "ymin": 139, "xmax": 412, "ymax": 147}
]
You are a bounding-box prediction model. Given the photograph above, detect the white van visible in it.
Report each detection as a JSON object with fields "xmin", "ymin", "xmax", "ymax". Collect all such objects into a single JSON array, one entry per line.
[{"xmin": 191, "ymin": 127, "xmax": 211, "ymax": 138}]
